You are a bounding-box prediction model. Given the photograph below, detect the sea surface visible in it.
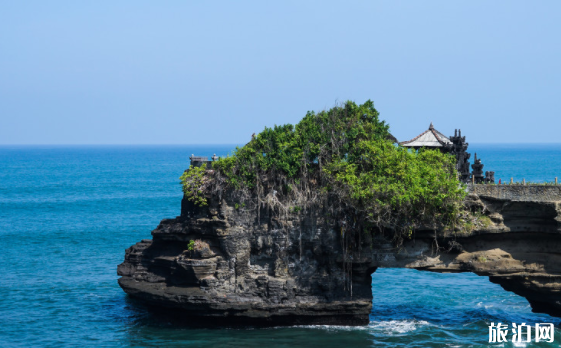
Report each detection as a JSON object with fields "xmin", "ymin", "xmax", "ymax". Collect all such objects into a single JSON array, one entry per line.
[{"xmin": 1, "ymin": 144, "xmax": 561, "ymax": 348}]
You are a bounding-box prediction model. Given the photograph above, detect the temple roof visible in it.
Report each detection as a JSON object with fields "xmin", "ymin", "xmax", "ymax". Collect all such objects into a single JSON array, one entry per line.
[{"xmin": 399, "ymin": 123, "xmax": 452, "ymax": 148}]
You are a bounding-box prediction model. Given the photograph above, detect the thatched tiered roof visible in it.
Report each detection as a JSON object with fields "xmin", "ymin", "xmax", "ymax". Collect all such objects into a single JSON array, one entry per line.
[{"xmin": 399, "ymin": 123, "xmax": 452, "ymax": 149}]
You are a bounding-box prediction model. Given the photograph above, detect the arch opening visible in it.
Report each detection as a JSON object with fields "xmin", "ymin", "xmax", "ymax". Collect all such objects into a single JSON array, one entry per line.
[{"xmin": 368, "ymin": 268, "xmax": 561, "ymax": 345}]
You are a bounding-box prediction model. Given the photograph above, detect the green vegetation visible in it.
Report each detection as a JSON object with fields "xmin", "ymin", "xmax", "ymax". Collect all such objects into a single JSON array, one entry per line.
[
  {"xmin": 459, "ymin": 212, "xmax": 493, "ymax": 234},
  {"xmin": 186, "ymin": 239, "xmax": 211, "ymax": 258},
  {"xmin": 180, "ymin": 100, "xmax": 467, "ymax": 244},
  {"xmin": 477, "ymin": 215, "xmax": 493, "ymax": 229},
  {"xmin": 179, "ymin": 165, "xmax": 209, "ymax": 207}
]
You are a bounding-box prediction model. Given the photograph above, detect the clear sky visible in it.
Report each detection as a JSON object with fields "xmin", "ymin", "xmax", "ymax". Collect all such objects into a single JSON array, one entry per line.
[{"xmin": 1, "ymin": 1, "xmax": 560, "ymax": 144}]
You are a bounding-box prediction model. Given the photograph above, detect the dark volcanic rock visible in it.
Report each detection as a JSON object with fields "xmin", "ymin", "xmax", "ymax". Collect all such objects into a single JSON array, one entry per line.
[
  {"xmin": 118, "ymin": 194, "xmax": 374, "ymax": 326},
  {"xmin": 118, "ymin": 187, "xmax": 561, "ymax": 325}
]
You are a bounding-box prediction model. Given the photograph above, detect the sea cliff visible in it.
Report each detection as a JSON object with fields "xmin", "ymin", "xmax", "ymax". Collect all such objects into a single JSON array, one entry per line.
[{"xmin": 118, "ymin": 185, "xmax": 561, "ymax": 325}]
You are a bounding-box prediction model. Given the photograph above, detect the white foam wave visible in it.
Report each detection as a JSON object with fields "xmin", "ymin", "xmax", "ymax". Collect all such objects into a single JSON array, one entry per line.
[
  {"xmin": 291, "ymin": 319, "xmax": 431, "ymax": 334},
  {"xmin": 369, "ymin": 319, "xmax": 430, "ymax": 334},
  {"xmin": 292, "ymin": 324, "xmax": 371, "ymax": 332}
]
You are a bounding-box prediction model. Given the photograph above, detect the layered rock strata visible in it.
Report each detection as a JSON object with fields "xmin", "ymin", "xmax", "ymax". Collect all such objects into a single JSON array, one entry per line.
[{"xmin": 118, "ymin": 187, "xmax": 561, "ymax": 325}]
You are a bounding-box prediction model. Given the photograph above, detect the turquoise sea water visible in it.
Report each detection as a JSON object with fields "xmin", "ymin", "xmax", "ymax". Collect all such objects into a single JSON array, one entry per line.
[{"xmin": 1, "ymin": 144, "xmax": 561, "ymax": 348}]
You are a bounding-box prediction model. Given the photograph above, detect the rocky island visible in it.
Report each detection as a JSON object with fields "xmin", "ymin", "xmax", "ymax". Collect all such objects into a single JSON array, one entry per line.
[{"xmin": 118, "ymin": 101, "xmax": 561, "ymax": 325}]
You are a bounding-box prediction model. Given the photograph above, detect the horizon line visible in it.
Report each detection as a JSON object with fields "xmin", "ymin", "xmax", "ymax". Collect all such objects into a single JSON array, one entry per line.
[{"xmin": 1, "ymin": 142, "xmax": 561, "ymax": 146}]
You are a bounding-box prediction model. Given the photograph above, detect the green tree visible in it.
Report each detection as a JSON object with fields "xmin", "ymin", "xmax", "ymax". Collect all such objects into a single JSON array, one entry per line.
[{"xmin": 180, "ymin": 100, "xmax": 466, "ymax": 242}]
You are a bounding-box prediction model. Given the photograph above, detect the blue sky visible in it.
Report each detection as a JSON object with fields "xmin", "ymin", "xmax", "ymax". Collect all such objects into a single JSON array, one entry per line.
[{"xmin": 1, "ymin": 1, "xmax": 560, "ymax": 144}]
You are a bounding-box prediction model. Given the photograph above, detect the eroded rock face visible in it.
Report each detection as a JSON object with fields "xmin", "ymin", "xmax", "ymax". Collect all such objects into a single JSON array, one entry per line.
[
  {"xmin": 118, "ymin": 189, "xmax": 561, "ymax": 325},
  {"xmin": 118, "ymin": 195, "xmax": 374, "ymax": 325},
  {"xmin": 403, "ymin": 192, "xmax": 561, "ymax": 318}
]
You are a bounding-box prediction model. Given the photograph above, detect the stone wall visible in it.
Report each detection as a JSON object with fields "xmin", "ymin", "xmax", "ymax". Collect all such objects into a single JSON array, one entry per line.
[{"xmin": 469, "ymin": 184, "xmax": 561, "ymax": 201}]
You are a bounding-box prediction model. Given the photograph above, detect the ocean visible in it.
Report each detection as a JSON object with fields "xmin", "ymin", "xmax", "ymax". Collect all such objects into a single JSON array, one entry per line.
[{"xmin": 1, "ymin": 144, "xmax": 561, "ymax": 347}]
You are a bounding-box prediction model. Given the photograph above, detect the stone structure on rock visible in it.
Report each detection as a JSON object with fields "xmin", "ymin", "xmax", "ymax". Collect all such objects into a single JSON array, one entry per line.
[
  {"xmin": 485, "ymin": 171, "xmax": 495, "ymax": 184},
  {"xmin": 471, "ymin": 153, "xmax": 485, "ymax": 184},
  {"xmin": 188, "ymin": 154, "xmax": 219, "ymax": 169},
  {"xmin": 118, "ymin": 174, "xmax": 561, "ymax": 325},
  {"xmin": 400, "ymin": 123, "xmax": 494, "ymax": 184},
  {"xmin": 446, "ymin": 129, "xmax": 471, "ymax": 183}
]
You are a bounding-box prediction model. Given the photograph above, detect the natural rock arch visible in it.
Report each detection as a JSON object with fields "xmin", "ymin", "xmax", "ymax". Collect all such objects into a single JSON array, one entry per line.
[{"xmin": 118, "ymin": 187, "xmax": 561, "ymax": 325}]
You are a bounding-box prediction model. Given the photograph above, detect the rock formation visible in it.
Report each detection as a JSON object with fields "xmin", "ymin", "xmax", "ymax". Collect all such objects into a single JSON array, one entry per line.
[{"xmin": 118, "ymin": 186, "xmax": 561, "ymax": 325}]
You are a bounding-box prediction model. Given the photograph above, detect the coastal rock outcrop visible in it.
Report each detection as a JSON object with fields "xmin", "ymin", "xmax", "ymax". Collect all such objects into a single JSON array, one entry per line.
[{"xmin": 118, "ymin": 186, "xmax": 561, "ymax": 325}]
